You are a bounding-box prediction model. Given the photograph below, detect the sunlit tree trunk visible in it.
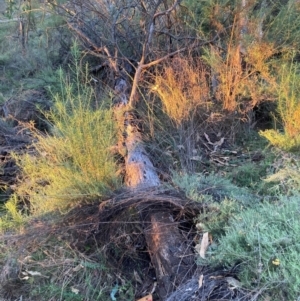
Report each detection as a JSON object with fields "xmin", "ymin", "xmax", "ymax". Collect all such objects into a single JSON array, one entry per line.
[
  {"xmin": 113, "ymin": 72, "xmax": 195, "ymax": 300},
  {"xmin": 113, "ymin": 78, "xmax": 160, "ymax": 189}
]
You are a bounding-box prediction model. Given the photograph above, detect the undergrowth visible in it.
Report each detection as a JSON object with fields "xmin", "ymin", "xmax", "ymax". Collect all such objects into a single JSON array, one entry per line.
[
  {"xmin": 0, "ymin": 234, "xmax": 122, "ymax": 301},
  {"xmin": 0, "ymin": 1, "xmax": 70, "ymax": 99},
  {"xmin": 209, "ymin": 195, "xmax": 300, "ymax": 301},
  {"xmin": 260, "ymin": 63, "xmax": 300, "ymax": 151},
  {"xmin": 1, "ymin": 54, "xmax": 121, "ymax": 229},
  {"xmin": 263, "ymin": 151, "xmax": 300, "ymax": 196},
  {"xmin": 172, "ymin": 173, "xmax": 255, "ymax": 237},
  {"xmin": 1, "ymin": 1, "xmax": 300, "ymax": 300}
]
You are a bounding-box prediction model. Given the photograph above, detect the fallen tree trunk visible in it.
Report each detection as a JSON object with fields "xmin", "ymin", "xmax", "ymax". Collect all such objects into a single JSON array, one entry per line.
[
  {"xmin": 89, "ymin": 191, "xmax": 247, "ymax": 300},
  {"xmin": 113, "ymin": 76, "xmax": 197, "ymax": 299},
  {"xmin": 142, "ymin": 208, "xmax": 195, "ymax": 299},
  {"xmin": 113, "ymin": 78, "xmax": 160, "ymax": 189},
  {"xmin": 58, "ymin": 1, "xmax": 209, "ymax": 298}
]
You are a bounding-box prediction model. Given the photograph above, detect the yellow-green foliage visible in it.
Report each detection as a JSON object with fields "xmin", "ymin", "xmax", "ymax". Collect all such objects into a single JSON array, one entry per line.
[
  {"xmin": 184, "ymin": 0, "xmax": 300, "ymax": 115},
  {"xmin": 259, "ymin": 129, "xmax": 300, "ymax": 152},
  {"xmin": 5, "ymin": 69, "xmax": 120, "ymax": 218},
  {"xmin": 202, "ymin": 40, "xmax": 276, "ymax": 113},
  {"xmin": 263, "ymin": 151, "xmax": 300, "ymax": 195},
  {"xmin": 260, "ymin": 63, "xmax": 300, "ymax": 151},
  {"xmin": 0, "ymin": 195, "xmax": 26, "ymax": 233}
]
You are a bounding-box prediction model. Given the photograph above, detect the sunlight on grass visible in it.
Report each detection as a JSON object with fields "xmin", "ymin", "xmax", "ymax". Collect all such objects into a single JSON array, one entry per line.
[{"xmin": 152, "ymin": 57, "xmax": 210, "ymax": 125}]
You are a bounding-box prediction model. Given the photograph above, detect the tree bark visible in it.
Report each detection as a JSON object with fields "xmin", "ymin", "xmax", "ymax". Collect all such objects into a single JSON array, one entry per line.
[
  {"xmin": 142, "ymin": 209, "xmax": 195, "ymax": 300},
  {"xmin": 113, "ymin": 78, "xmax": 160, "ymax": 189}
]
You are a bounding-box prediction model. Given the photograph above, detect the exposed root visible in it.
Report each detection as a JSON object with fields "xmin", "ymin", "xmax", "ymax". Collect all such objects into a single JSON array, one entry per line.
[{"xmin": 0, "ymin": 189, "xmax": 251, "ymax": 300}]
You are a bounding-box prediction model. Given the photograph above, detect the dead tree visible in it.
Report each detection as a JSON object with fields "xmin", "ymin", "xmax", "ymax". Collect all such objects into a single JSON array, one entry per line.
[{"xmin": 47, "ymin": 0, "xmax": 209, "ymax": 299}]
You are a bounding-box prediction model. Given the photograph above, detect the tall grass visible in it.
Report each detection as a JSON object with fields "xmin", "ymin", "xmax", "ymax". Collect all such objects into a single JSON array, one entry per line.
[
  {"xmin": 150, "ymin": 57, "xmax": 211, "ymax": 172},
  {"xmin": 2, "ymin": 63, "xmax": 120, "ymax": 222},
  {"xmin": 202, "ymin": 40, "xmax": 276, "ymax": 114}
]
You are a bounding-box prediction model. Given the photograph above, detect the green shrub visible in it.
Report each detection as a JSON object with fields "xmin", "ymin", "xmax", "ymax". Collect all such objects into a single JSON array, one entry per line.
[
  {"xmin": 172, "ymin": 173, "xmax": 254, "ymax": 236},
  {"xmin": 210, "ymin": 195, "xmax": 300, "ymax": 300},
  {"xmin": 173, "ymin": 172, "xmax": 252, "ymax": 204},
  {"xmin": 263, "ymin": 151, "xmax": 300, "ymax": 196},
  {"xmin": 2, "ymin": 63, "xmax": 120, "ymax": 223},
  {"xmin": 0, "ymin": 3, "xmax": 71, "ymax": 99},
  {"xmin": 260, "ymin": 129, "xmax": 300, "ymax": 152},
  {"xmin": 260, "ymin": 63, "xmax": 300, "ymax": 151},
  {"xmin": 228, "ymin": 160, "xmax": 272, "ymax": 191}
]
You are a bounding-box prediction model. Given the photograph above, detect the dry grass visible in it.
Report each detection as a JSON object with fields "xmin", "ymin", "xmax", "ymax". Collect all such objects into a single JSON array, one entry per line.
[
  {"xmin": 147, "ymin": 56, "xmax": 248, "ymax": 173},
  {"xmin": 0, "ymin": 218, "xmax": 112, "ymax": 301}
]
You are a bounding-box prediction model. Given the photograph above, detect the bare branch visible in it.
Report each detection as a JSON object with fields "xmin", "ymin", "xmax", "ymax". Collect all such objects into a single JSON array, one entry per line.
[
  {"xmin": 67, "ymin": 21, "xmax": 119, "ymax": 73},
  {"xmin": 67, "ymin": 22, "xmax": 103, "ymax": 52},
  {"xmin": 144, "ymin": 39, "xmax": 215, "ymax": 68},
  {"xmin": 153, "ymin": 0, "xmax": 182, "ymax": 19}
]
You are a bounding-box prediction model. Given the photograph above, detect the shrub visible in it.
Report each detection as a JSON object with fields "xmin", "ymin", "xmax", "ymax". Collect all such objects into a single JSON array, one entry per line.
[
  {"xmin": 210, "ymin": 195, "xmax": 300, "ymax": 300},
  {"xmin": 172, "ymin": 173, "xmax": 253, "ymax": 236},
  {"xmin": 173, "ymin": 172, "xmax": 252, "ymax": 203},
  {"xmin": 229, "ymin": 161, "xmax": 270, "ymax": 190},
  {"xmin": 151, "ymin": 57, "xmax": 210, "ymax": 125},
  {"xmin": 2, "ymin": 64, "xmax": 120, "ymax": 222},
  {"xmin": 149, "ymin": 57, "xmax": 212, "ymax": 173},
  {"xmin": 260, "ymin": 63, "xmax": 300, "ymax": 151},
  {"xmin": 263, "ymin": 151, "xmax": 300, "ymax": 195},
  {"xmin": 0, "ymin": 2, "xmax": 71, "ymax": 99}
]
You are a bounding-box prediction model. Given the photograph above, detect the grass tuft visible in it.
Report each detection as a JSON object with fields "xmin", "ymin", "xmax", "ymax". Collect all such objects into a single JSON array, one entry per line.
[{"xmin": 151, "ymin": 57, "xmax": 210, "ymax": 125}]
